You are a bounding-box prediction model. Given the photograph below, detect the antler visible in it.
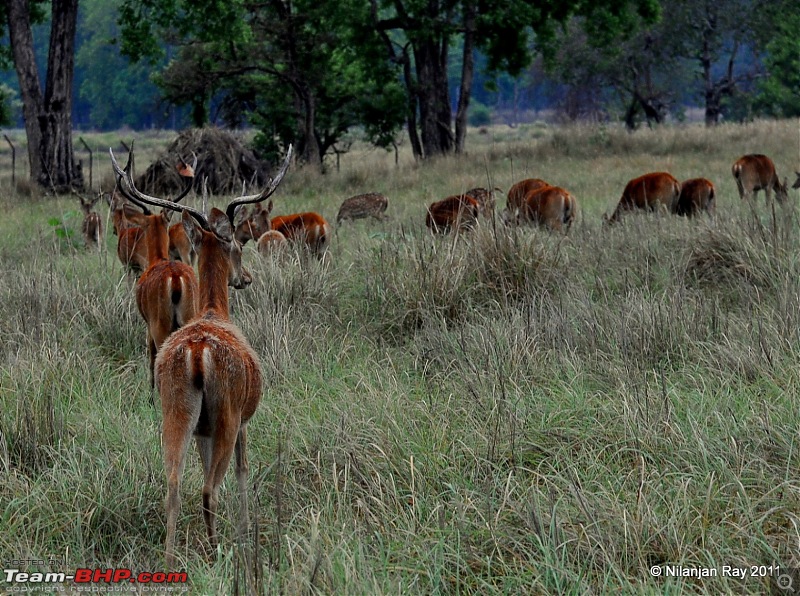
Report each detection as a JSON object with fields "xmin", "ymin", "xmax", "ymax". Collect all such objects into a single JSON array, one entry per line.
[
  {"xmin": 110, "ymin": 144, "xmax": 293, "ymax": 233},
  {"xmin": 110, "ymin": 142, "xmax": 152, "ymax": 215},
  {"xmin": 225, "ymin": 145, "xmax": 293, "ymax": 225},
  {"xmin": 110, "ymin": 146, "xmax": 209, "ymax": 229}
]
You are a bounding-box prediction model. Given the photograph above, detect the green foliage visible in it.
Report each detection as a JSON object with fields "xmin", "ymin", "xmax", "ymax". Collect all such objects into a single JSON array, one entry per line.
[
  {"xmin": 0, "ymin": 83, "xmax": 17, "ymax": 125},
  {"xmin": 468, "ymin": 101, "xmax": 492, "ymax": 126},
  {"xmin": 76, "ymin": 0, "xmax": 163, "ymax": 129},
  {"xmin": 756, "ymin": 9, "xmax": 800, "ymax": 117}
]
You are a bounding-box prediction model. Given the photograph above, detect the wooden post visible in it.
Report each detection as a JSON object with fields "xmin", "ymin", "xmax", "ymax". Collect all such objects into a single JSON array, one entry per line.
[
  {"xmin": 78, "ymin": 136, "xmax": 93, "ymax": 191},
  {"xmin": 3, "ymin": 134, "xmax": 15, "ymax": 187}
]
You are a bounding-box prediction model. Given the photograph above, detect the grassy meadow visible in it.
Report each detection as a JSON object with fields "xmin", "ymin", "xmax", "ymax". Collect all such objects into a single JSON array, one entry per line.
[{"xmin": 1, "ymin": 120, "xmax": 800, "ymax": 594}]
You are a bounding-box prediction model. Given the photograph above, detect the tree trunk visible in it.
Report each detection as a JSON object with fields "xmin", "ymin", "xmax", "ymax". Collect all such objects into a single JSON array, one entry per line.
[
  {"xmin": 7, "ymin": 0, "xmax": 45, "ymax": 184},
  {"xmin": 414, "ymin": 37, "xmax": 454, "ymax": 158},
  {"xmin": 400, "ymin": 46, "xmax": 423, "ymax": 160},
  {"xmin": 7, "ymin": 0, "xmax": 83, "ymax": 192},
  {"xmin": 454, "ymin": 1, "xmax": 475, "ymax": 154}
]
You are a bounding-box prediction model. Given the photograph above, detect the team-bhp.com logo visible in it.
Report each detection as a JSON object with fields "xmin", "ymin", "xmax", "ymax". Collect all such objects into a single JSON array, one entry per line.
[{"xmin": 4, "ymin": 568, "xmax": 188, "ymax": 587}]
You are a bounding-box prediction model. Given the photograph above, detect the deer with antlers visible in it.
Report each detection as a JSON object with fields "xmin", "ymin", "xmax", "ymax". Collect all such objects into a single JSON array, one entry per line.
[
  {"xmin": 111, "ymin": 149, "xmax": 200, "ymax": 393},
  {"xmin": 111, "ymin": 145, "xmax": 293, "ymax": 569}
]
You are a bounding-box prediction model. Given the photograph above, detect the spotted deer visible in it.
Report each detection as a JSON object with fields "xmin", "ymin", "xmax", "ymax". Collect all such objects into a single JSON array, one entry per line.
[
  {"xmin": 336, "ymin": 192, "xmax": 389, "ymax": 223},
  {"xmin": 76, "ymin": 191, "xmax": 104, "ymax": 250}
]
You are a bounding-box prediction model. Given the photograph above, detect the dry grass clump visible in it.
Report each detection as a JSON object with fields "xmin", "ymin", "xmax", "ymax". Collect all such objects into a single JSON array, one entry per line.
[
  {"xmin": 135, "ymin": 127, "xmax": 271, "ymax": 196},
  {"xmin": 684, "ymin": 227, "xmax": 783, "ymax": 290}
]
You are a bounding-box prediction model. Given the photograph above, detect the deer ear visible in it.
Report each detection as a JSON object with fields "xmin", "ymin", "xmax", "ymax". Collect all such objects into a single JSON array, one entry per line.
[
  {"xmin": 182, "ymin": 210, "xmax": 202, "ymax": 248},
  {"xmin": 161, "ymin": 209, "xmax": 174, "ymax": 224},
  {"xmin": 209, "ymin": 207, "xmax": 234, "ymax": 241},
  {"xmin": 234, "ymin": 205, "xmax": 250, "ymax": 227}
]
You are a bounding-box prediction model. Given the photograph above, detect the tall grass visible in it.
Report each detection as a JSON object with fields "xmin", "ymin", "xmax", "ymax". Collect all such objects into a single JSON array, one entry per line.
[{"xmin": 1, "ymin": 120, "xmax": 800, "ymax": 593}]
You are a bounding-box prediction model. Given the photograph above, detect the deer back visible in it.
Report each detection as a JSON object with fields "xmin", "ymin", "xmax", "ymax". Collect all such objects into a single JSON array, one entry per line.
[
  {"xmin": 336, "ymin": 193, "xmax": 389, "ymax": 223},
  {"xmin": 426, "ymin": 194, "xmax": 480, "ymax": 234},
  {"xmin": 676, "ymin": 178, "xmax": 715, "ymax": 217}
]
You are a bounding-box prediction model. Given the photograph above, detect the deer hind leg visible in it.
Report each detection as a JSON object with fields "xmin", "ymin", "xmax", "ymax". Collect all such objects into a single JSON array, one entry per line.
[
  {"xmin": 202, "ymin": 414, "xmax": 240, "ymax": 556},
  {"xmin": 162, "ymin": 397, "xmax": 201, "ymax": 569},
  {"xmin": 147, "ymin": 333, "xmax": 157, "ymax": 397},
  {"xmin": 234, "ymin": 427, "xmax": 251, "ymax": 547}
]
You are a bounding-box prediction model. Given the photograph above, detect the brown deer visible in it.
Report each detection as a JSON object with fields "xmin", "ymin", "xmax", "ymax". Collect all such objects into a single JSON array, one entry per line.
[
  {"xmin": 108, "ymin": 191, "xmax": 149, "ymax": 276},
  {"xmin": 425, "ymin": 194, "xmax": 480, "ymax": 234},
  {"xmin": 270, "ymin": 211, "xmax": 330, "ymax": 256},
  {"xmin": 236, "ymin": 202, "xmax": 330, "ymax": 257},
  {"xmin": 506, "ymin": 178, "xmax": 550, "ymax": 214},
  {"xmin": 257, "ymin": 230, "xmax": 288, "ymax": 255},
  {"xmin": 110, "ymin": 150, "xmax": 200, "ymax": 392},
  {"xmin": 168, "ymin": 221, "xmax": 195, "ymax": 265},
  {"xmin": 515, "ymin": 185, "xmax": 577, "ymax": 232},
  {"xmin": 76, "ymin": 191, "xmax": 104, "ymax": 250},
  {"xmin": 111, "ymin": 144, "xmax": 293, "ymax": 569},
  {"xmin": 604, "ymin": 172, "xmax": 680, "ymax": 224},
  {"xmin": 675, "ymin": 178, "xmax": 716, "ymax": 217},
  {"xmin": 732, "ymin": 154, "xmax": 789, "ymax": 204},
  {"xmin": 336, "ymin": 192, "xmax": 389, "ymax": 223}
]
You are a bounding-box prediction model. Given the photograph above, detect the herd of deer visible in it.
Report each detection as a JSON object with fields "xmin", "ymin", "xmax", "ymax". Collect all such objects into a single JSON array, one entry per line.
[
  {"xmin": 424, "ymin": 153, "xmax": 800, "ymax": 233},
  {"xmin": 69, "ymin": 149, "xmax": 798, "ymax": 569},
  {"xmin": 81, "ymin": 146, "xmax": 399, "ymax": 569}
]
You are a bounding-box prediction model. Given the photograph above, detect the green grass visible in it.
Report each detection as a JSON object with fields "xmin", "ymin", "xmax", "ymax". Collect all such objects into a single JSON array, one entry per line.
[{"xmin": 1, "ymin": 119, "xmax": 800, "ymax": 594}]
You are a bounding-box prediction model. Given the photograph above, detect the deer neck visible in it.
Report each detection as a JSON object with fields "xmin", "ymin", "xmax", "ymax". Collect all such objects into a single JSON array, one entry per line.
[
  {"xmin": 198, "ymin": 236, "xmax": 230, "ymax": 318},
  {"xmin": 146, "ymin": 217, "xmax": 170, "ymax": 264}
]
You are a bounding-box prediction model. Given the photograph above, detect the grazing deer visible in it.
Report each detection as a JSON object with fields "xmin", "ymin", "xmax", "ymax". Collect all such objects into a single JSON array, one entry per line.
[
  {"xmin": 270, "ymin": 210, "xmax": 330, "ymax": 256},
  {"xmin": 257, "ymin": 230, "xmax": 288, "ymax": 255},
  {"xmin": 514, "ymin": 185, "xmax": 577, "ymax": 232},
  {"xmin": 76, "ymin": 191, "xmax": 104, "ymax": 250},
  {"xmin": 111, "ymin": 144, "xmax": 294, "ymax": 569},
  {"xmin": 732, "ymin": 154, "xmax": 789, "ymax": 204},
  {"xmin": 336, "ymin": 192, "xmax": 389, "ymax": 223},
  {"xmin": 463, "ymin": 187, "xmax": 500, "ymax": 217},
  {"xmin": 108, "ymin": 191, "xmax": 149, "ymax": 276},
  {"xmin": 604, "ymin": 172, "xmax": 680, "ymax": 224},
  {"xmin": 426, "ymin": 194, "xmax": 480, "ymax": 234},
  {"xmin": 675, "ymin": 178, "xmax": 716, "ymax": 217},
  {"xmin": 110, "ymin": 150, "xmax": 200, "ymax": 392},
  {"xmin": 506, "ymin": 178, "xmax": 550, "ymax": 214},
  {"xmin": 236, "ymin": 201, "xmax": 330, "ymax": 257}
]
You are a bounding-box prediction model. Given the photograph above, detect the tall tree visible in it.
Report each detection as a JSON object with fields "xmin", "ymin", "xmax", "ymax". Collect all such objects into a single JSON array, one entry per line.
[
  {"xmin": 119, "ymin": 0, "xmax": 405, "ymax": 170},
  {"xmin": 753, "ymin": 0, "xmax": 800, "ymax": 117},
  {"xmin": 4, "ymin": 0, "xmax": 83, "ymax": 191},
  {"xmin": 668, "ymin": 0, "xmax": 762, "ymax": 126},
  {"xmin": 372, "ymin": 0, "xmax": 659, "ymax": 159}
]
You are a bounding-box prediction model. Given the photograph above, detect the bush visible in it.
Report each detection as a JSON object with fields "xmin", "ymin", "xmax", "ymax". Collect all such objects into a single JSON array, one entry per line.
[{"xmin": 469, "ymin": 102, "xmax": 492, "ymax": 127}]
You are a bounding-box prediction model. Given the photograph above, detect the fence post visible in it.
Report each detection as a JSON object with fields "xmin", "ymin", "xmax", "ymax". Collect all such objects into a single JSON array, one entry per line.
[
  {"xmin": 78, "ymin": 136, "xmax": 93, "ymax": 191},
  {"xmin": 3, "ymin": 134, "xmax": 15, "ymax": 187}
]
